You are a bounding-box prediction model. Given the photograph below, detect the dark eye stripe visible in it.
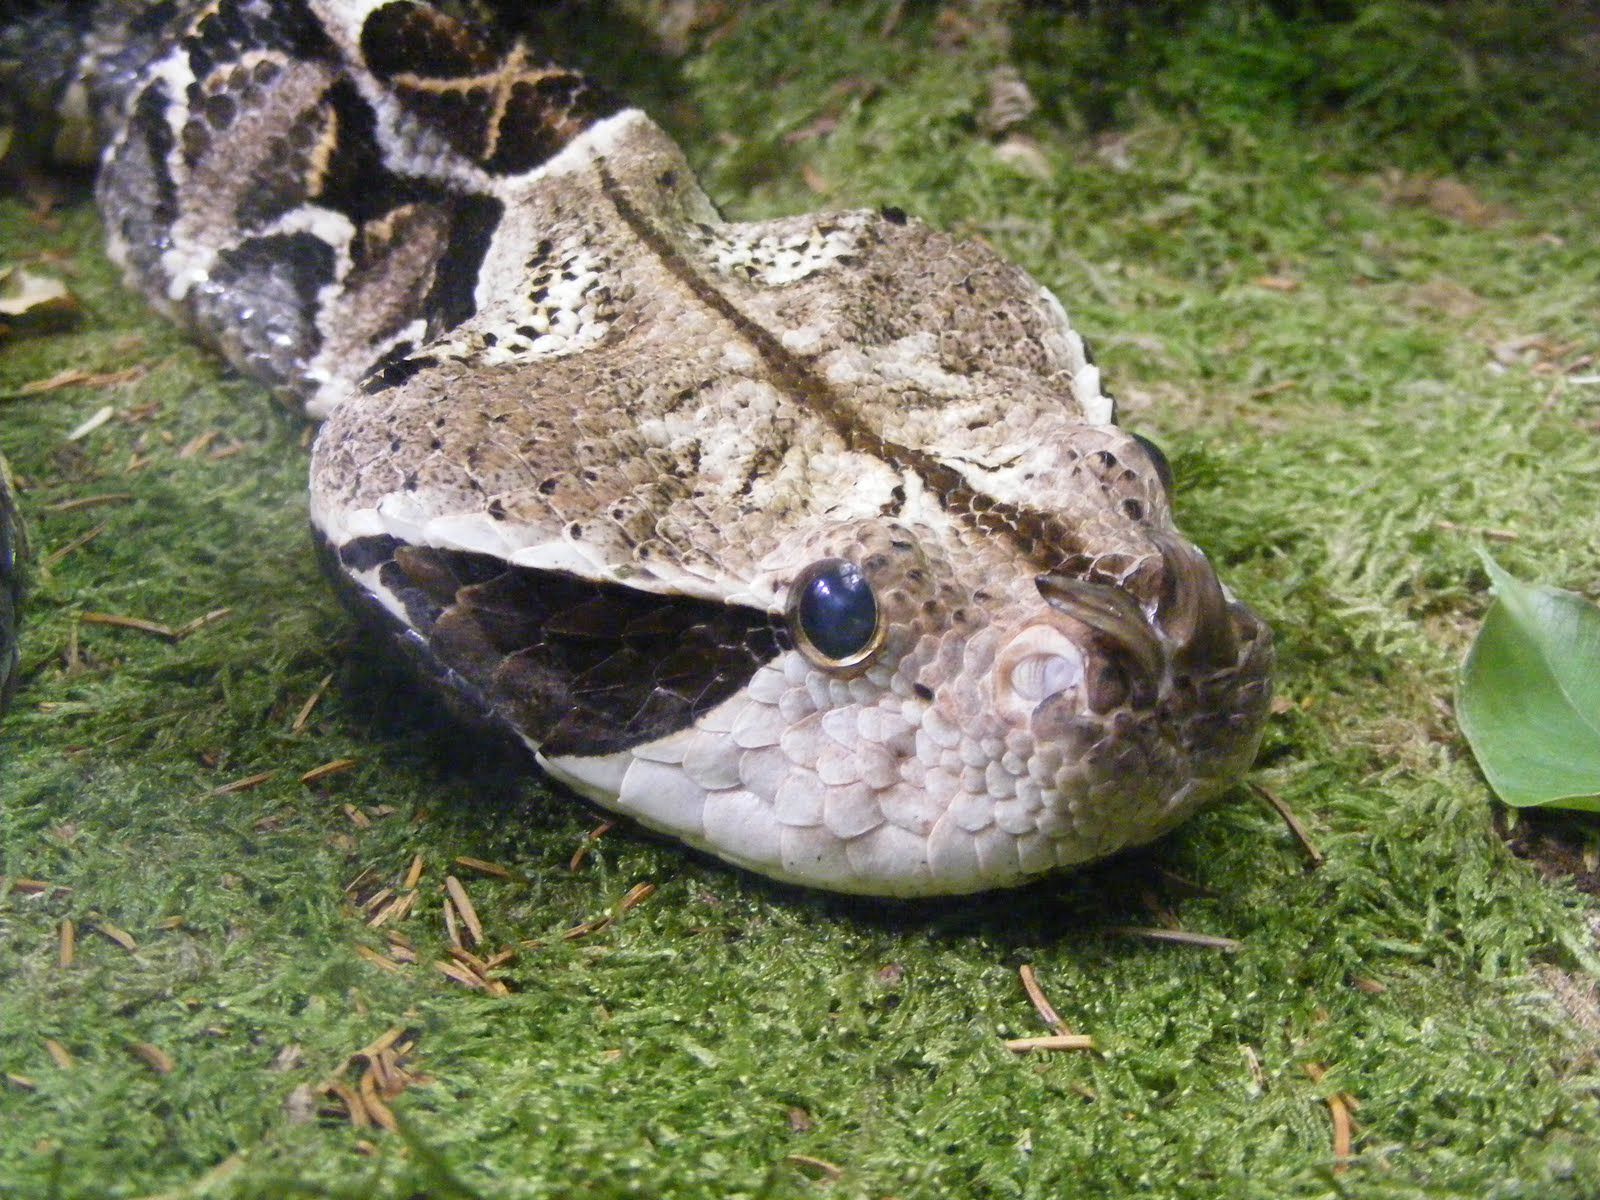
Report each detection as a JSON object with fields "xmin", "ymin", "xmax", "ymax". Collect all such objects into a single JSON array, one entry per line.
[{"xmin": 322, "ymin": 532, "xmax": 788, "ymax": 756}]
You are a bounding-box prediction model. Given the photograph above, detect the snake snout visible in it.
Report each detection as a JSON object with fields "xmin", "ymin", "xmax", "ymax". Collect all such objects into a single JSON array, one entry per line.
[
  {"xmin": 996, "ymin": 574, "xmax": 1165, "ymax": 720},
  {"xmin": 1029, "ymin": 530, "xmax": 1256, "ymax": 703}
]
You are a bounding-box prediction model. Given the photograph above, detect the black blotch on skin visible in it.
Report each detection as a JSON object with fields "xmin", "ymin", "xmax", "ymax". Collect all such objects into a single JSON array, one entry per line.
[
  {"xmin": 338, "ymin": 533, "xmax": 404, "ymax": 573},
  {"xmin": 359, "ymin": 0, "xmax": 501, "ymax": 79},
  {"xmin": 215, "ymin": 231, "xmax": 331, "ymax": 314},
  {"xmin": 188, "ymin": 0, "xmax": 336, "ymax": 82},
  {"xmin": 313, "ymin": 79, "xmax": 395, "ymax": 223},
  {"xmin": 485, "ymin": 73, "xmax": 622, "ymax": 174},
  {"xmin": 360, "ymin": 2, "xmax": 619, "ymax": 176},
  {"xmin": 396, "ymin": 82, "xmax": 500, "ymax": 161},
  {"xmin": 360, "ymin": 345, "xmax": 438, "ymax": 395},
  {"xmin": 423, "ymin": 193, "xmax": 504, "ymax": 337},
  {"xmin": 116, "ymin": 82, "xmax": 180, "ymax": 260},
  {"xmin": 230, "ymin": 102, "xmax": 326, "ymax": 227}
]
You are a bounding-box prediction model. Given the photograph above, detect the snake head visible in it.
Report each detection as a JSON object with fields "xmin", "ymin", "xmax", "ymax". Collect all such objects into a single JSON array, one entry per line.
[
  {"xmin": 307, "ymin": 108, "xmax": 1272, "ymax": 896},
  {"xmin": 313, "ymin": 417, "xmax": 1270, "ymax": 899}
]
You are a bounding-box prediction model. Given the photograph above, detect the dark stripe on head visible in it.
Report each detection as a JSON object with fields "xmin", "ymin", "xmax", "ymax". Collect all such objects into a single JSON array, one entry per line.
[
  {"xmin": 324, "ymin": 533, "xmax": 789, "ymax": 757},
  {"xmin": 595, "ymin": 164, "xmax": 1086, "ymax": 574}
]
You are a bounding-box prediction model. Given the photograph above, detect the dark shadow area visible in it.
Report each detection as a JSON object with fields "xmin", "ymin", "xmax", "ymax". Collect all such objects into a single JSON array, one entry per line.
[
  {"xmin": 333, "ymin": 630, "xmax": 540, "ymax": 792},
  {"xmin": 1498, "ymin": 807, "xmax": 1600, "ymax": 900},
  {"xmin": 733, "ymin": 840, "xmax": 1216, "ymax": 952}
]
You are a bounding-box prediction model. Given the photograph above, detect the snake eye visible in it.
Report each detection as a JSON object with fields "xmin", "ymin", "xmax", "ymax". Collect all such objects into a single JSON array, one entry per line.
[
  {"xmin": 788, "ymin": 558, "xmax": 882, "ymax": 669},
  {"xmin": 1130, "ymin": 432, "xmax": 1174, "ymax": 495}
]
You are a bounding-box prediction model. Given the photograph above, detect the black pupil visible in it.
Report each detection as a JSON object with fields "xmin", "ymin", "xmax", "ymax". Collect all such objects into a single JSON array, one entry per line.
[{"xmin": 799, "ymin": 562, "xmax": 877, "ymax": 661}]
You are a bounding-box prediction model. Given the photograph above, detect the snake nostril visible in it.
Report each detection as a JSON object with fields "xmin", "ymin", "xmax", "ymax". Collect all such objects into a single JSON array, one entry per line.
[
  {"xmin": 995, "ymin": 626, "xmax": 1085, "ymax": 721},
  {"xmin": 1084, "ymin": 660, "xmax": 1129, "ymax": 713},
  {"xmin": 1009, "ymin": 651, "xmax": 1083, "ymax": 704},
  {"xmin": 1034, "ymin": 572, "xmax": 1164, "ymax": 684}
]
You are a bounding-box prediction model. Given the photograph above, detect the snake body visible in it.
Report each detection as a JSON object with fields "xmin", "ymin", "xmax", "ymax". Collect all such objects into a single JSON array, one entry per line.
[{"xmin": 0, "ymin": 0, "xmax": 1272, "ymax": 896}]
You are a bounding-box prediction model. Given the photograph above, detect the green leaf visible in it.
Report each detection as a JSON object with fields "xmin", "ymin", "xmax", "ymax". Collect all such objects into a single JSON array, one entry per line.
[{"xmin": 1456, "ymin": 554, "xmax": 1600, "ymax": 811}]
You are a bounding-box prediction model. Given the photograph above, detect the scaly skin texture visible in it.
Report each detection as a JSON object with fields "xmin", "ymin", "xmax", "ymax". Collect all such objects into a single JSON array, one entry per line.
[{"xmin": 10, "ymin": 0, "xmax": 1272, "ymax": 894}]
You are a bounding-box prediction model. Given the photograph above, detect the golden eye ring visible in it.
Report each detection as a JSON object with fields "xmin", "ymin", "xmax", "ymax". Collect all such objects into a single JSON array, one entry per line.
[{"xmin": 786, "ymin": 557, "xmax": 885, "ymax": 671}]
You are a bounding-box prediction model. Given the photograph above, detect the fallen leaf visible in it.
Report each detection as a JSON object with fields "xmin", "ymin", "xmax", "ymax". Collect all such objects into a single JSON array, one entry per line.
[
  {"xmin": 1457, "ymin": 555, "xmax": 1600, "ymax": 810},
  {"xmin": 992, "ymin": 135, "xmax": 1052, "ymax": 180},
  {"xmin": 66, "ymin": 405, "xmax": 114, "ymax": 441},
  {"xmin": 979, "ymin": 65, "xmax": 1037, "ymax": 137}
]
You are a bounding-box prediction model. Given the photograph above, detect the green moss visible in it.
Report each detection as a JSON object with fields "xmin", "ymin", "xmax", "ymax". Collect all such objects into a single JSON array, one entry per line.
[{"xmin": 3, "ymin": 2, "xmax": 1600, "ymax": 1197}]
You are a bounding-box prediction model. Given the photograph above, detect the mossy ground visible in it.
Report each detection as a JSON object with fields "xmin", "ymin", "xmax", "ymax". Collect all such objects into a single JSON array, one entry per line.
[{"xmin": 3, "ymin": 3, "xmax": 1599, "ymax": 1197}]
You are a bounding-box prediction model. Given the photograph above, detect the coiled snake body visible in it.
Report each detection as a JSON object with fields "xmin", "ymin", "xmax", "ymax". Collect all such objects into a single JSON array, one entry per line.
[{"xmin": 0, "ymin": 0, "xmax": 1272, "ymax": 896}]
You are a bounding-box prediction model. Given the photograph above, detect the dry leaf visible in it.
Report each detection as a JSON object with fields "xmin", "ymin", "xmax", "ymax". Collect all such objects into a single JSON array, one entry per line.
[
  {"xmin": 1380, "ymin": 171, "xmax": 1515, "ymax": 228},
  {"xmin": 980, "ymin": 65, "xmax": 1037, "ymax": 137},
  {"xmin": 992, "ymin": 135, "xmax": 1052, "ymax": 180},
  {"xmin": 0, "ymin": 267, "xmax": 79, "ymax": 333}
]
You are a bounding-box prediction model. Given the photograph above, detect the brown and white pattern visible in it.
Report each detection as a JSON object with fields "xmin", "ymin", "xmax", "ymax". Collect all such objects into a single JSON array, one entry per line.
[{"xmin": 0, "ymin": 0, "xmax": 1272, "ymax": 895}]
